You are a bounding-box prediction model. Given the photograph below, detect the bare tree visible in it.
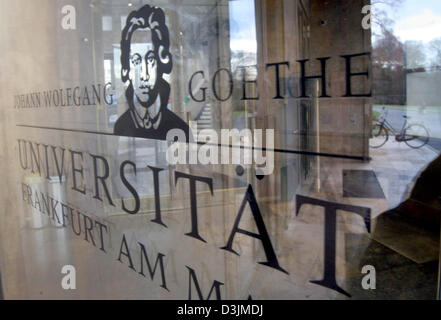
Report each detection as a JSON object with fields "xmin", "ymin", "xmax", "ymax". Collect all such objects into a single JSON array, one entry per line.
[
  {"xmin": 371, "ymin": 0, "xmax": 406, "ymax": 105},
  {"xmin": 405, "ymin": 41, "xmax": 427, "ymax": 69},
  {"xmin": 370, "ymin": 0, "xmax": 404, "ymax": 38},
  {"xmin": 428, "ymin": 38, "xmax": 441, "ymax": 67}
]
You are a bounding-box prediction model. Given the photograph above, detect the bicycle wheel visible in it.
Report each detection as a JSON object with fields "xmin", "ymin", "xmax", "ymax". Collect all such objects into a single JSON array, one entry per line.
[
  {"xmin": 369, "ymin": 123, "xmax": 388, "ymax": 148},
  {"xmin": 404, "ymin": 124, "xmax": 429, "ymax": 148}
]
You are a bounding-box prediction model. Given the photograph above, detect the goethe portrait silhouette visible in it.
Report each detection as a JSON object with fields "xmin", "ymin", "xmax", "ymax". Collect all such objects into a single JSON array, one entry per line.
[{"xmin": 114, "ymin": 4, "xmax": 190, "ymax": 142}]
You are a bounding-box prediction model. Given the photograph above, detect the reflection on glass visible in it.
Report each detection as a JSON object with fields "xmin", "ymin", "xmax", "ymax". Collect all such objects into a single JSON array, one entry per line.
[{"xmin": 0, "ymin": 0, "xmax": 439, "ymax": 300}]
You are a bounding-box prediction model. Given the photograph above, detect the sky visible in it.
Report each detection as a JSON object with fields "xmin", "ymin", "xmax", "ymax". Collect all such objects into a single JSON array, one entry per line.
[
  {"xmin": 229, "ymin": 0, "xmax": 257, "ymax": 53},
  {"xmin": 376, "ymin": 0, "xmax": 441, "ymax": 43}
]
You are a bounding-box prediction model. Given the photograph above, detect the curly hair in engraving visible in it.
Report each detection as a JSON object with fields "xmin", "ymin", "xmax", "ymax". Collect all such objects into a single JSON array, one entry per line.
[
  {"xmin": 114, "ymin": 4, "xmax": 190, "ymax": 142},
  {"xmin": 120, "ymin": 5, "xmax": 172, "ymax": 83}
]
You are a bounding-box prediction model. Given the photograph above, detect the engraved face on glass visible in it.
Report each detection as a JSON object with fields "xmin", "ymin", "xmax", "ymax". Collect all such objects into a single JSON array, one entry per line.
[
  {"xmin": 114, "ymin": 5, "xmax": 189, "ymax": 139},
  {"xmin": 129, "ymin": 28, "xmax": 158, "ymax": 108}
]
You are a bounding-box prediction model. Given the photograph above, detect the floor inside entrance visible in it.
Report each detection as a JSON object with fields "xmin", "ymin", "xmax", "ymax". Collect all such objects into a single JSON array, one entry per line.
[{"xmin": 296, "ymin": 138, "xmax": 440, "ymax": 299}]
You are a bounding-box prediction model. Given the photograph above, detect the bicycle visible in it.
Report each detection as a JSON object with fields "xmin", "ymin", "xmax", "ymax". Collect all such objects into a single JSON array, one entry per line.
[{"xmin": 369, "ymin": 107, "xmax": 430, "ymax": 149}]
